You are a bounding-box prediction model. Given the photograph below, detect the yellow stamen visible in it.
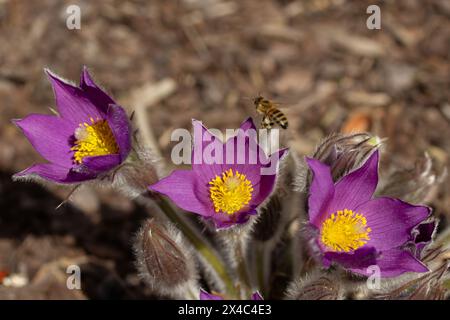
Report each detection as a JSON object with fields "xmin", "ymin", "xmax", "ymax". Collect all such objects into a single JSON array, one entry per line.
[
  {"xmin": 209, "ymin": 168, "xmax": 253, "ymax": 215},
  {"xmin": 71, "ymin": 117, "xmax": 119, "ymax": 164},
  {"xmin": 321, "ymin": 209, "xmax": 371, "ymax": 252}
]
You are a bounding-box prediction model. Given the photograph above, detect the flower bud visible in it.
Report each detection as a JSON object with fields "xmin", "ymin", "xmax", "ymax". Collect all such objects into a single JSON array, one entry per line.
[
  {"xmin": 295, "ymin": 133, "xmax": 380, "ymax": 194},
  {"xmin": 286, "ymin": 271, "xmax": 343, "ymax": 300},
  {"xmin": 310, "ymin": 133, "xmax": 380, "ymax": 181},
  {"xmin": 134, "ymin": 219, "xmax": 198, "ymax": 298},
  {"xmin": 378, "ymin": 152, "xmax": 446, "ymax": 204}
]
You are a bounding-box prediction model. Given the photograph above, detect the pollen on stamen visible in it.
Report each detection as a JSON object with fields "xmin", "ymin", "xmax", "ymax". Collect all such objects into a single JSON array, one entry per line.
[
  {"xmin": 208, "ymin": 168, "xmax": 253, "ymax": 215},
  {"xmin": 320, "ymin": 209, "xmax": 371, "ymax": 252},
  {"xmin": 71, "ymin": 117, "xmax": 119, "ymax": 164},
  {"xmin": 74, "ymin": 126, "xmax": 88, "ymax": 140}
]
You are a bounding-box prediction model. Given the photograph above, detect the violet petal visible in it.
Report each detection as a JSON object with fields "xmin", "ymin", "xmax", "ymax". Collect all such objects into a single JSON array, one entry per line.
[
  {"xmin": 13, "ymin": 163, "xmax": 95, "ymax": 183},
  {"xmin": 324, "ymin": 247, "xmax": 378, "ymax": 275},
  {"xmin": 239, "ymin": 117, "xmax": 257, "ymax": 131},
  {"xmin": 45, "ymin": 69, "xmax": 105, "ymax": 125},
  {"xmin": 371, "ymin": 248, "xmax": 429, "ymax": 278},
  {"xmin": 212, "ymin": 208, "xmax": 257, "ymax": 229},
  {"xmin": 79, "ymin": 67, "xmax": 115, "ymax": 113},
  {"xmin": 410, "ymin": 220, "xmax": 437, "ymax": 258},
  {"xmin": 251, "ymin": 173, "xmax": 276, "ymax": 207},
  {"xmin": 356, "ymin": 197, "xmax": 431, "ymax": 250},
  {"xmin": 251, "ymin": 292, "xmax": 264, "ymax": 300},
  {"xmin": 149, "ymin": 170, "xmax": 211, "ymax": 216},
  {"xmin": 13, "ymin": 115, "xmax": 75, "ymax": 167},
  {"xmin": 199, "ymin": 289, "xmax": 224, "ymax": 300},
  {"xmin": 305, "ymin": 157, "xmax": 335, "ymax": 226},
  {"xmin": 327, "ymin": 150, "xmax": 379, "ymax": 215},
  {"xmin": 82, "ymin": 154, "xmax": 121, "ymax": 173},
  {"xmin": 106, "ymin": 104, "xmax": 131, "ymax": 161}
]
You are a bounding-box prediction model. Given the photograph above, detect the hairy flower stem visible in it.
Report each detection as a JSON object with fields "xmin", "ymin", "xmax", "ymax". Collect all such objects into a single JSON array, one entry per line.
[
  {"xmin": 219, "ymin": 229, "xmax": 252, "ymax": 298},
  {"xmin": 155, "ymin": 195, "xmax": 238, "ymax": 298},
  {"xmin": 254, "ymin": 242, "xmax": 268, "ymax": 297},
  {"xmin": 235, "ymin": 238, "xmax": 252, "ymax": 297}
]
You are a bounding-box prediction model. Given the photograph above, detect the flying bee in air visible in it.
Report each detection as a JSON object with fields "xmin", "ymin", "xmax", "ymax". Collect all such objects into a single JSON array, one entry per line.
[{"xmin": 253, "ymin": 95, "xmax": 288, "ymax": 129}]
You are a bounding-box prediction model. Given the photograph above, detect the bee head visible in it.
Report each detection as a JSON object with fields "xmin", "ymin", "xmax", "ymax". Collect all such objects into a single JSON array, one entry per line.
[{"xmin": 253, "ymin": 96, "xmax": 263, "ymax": 106}]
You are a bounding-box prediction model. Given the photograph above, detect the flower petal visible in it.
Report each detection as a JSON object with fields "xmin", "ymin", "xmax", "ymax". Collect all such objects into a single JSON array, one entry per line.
[
  {"xmin": 250, "ymin": 149, "xmax": 288, "ymax": 207},
  {"xmin": 413, "ymin": 220, "xmax": 437, "ymax": 244},
  {"xmin": 239, "ymin": 117, "xmax": 257, "ymax": 131},
  {"xmin": 45, "ymin": 69, "xmax": 105, "ymax": 125},
  {"xmin": 213, "ymin": 208, "xmax": 257, "ymax": 229},
  {"xmin": 82, "ymin": 154, "xmax": 121, "ymax": 173},
  {"xmin": 372, "ymin": 248, "xmax": 429, "ymax": 277},
  {"xmin": 305, "ymin": 157, "xmax": 335, "ymax": 226},
  {"xmin": 13, "ymin": 114, "xmax": 75, "ymax": 167},
  {"xmin": 192, "ymin": 130, "xmax": 260, "ymax": 187},
  {"xmin": 251, "ymin": 292, "xmax": 264, "ymax": 300},
  {"xmin": 191, "ymin": 117, "xmax": 272, "ymax": 182},
  {"xmin": 327, "ymin": 150, "xmax": 379, "ymax": 214},
  {"xmin": 251, "ymin": 173, "xmax": 276, "ymax": 207},
  {"xmin": 409, "ymin": 219, "xmax": 437, "ymax": 258},
  {"xmin": 192, "ymin": 118, "xmax": 221, "ymax": 156},
  {"xmin": 323, "ymin": 247, "xmax": 378, "ymax": 274},
  {"xmin": 356, "ymin": 197, "xmax": 431, "ymax": 250},
  {"xmin": 325, "ymin": 247, "xmax": 429, "ymax": 277},
  {"xmin": 199, "ymin": 289, "xmax": 224, "ymax": 300},
  {"xmin": 234, "ymin": 120, "xmax": 268, "ymax": 167},
  {"xmin": 270, "ymin": 147, "xmax": 289, "ymax": 164},
  {"xmin": 191, "ymin": 119, "xmax": 226, "ymax": 180},
  {"xmin": 13, "ymin": 163, "xmax": 95, "ymax": 184},
  {"xmin": 149, "ymin": 170, "xmax": 211, "ymax": 216},
  {"xmin": 79, "ymin": 67, "xmax": 115, "ymax": 113},
  {"xmin": 106, "ymin": 104, "xmax": 131, "ymax": 161}
]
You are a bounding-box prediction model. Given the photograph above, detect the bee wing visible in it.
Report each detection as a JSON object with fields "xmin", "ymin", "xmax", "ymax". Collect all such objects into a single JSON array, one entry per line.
[
  {"xmin": 270, "ymin": 99, "xmax": 293, "ymax": 108},
  {"xmin": 272, "ymin": 101, "xmax": 288, "ymax": 108}
]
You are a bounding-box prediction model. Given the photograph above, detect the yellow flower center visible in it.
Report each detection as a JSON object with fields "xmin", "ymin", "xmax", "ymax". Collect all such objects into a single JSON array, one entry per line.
[
  {"xmin": 71, "ymin": 117, "xmax": 119, "ymax": 164},
  {"xmin": 321, "ymin": 209, "xmax": 371, "ymax": 252},
  {"xmin": 209, "ymin": 169, "xmax": 253, "ymax": 215}
]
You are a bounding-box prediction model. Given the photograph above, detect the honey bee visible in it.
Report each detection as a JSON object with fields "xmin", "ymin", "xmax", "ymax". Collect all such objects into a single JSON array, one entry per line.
[{"xmin": 253, "ymin": 95, "xmax": 288, "ymax": 129}]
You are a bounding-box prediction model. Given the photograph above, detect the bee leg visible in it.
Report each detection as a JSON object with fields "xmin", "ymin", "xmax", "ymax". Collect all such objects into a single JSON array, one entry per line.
[{"xmin": 261, "ymin": 116, "xmax": 270, "ymax": 129}]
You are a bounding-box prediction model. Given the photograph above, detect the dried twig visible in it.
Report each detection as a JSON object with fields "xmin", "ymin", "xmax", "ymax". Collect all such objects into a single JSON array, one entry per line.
[{"xmin": 130, "ymin": 79, "xmax": 177, "ymax": 158}]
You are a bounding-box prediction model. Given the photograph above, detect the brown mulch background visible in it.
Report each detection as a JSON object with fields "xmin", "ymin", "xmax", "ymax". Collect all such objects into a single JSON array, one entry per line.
[{"xmin": 0, "ymin": 0, "xmax": 449, "ymax": 299}]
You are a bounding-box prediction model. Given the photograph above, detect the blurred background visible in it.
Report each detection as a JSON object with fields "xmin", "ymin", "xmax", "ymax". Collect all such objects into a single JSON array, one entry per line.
[{"xmin": 0, "ymin": 0, "xmax": 449, "ymax": 299}]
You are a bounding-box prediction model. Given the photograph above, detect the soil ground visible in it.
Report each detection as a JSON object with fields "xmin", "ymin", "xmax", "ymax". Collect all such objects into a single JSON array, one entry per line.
[{"xmin": 0, "ymin": 0, "xmax": 449, "ymax": 299}]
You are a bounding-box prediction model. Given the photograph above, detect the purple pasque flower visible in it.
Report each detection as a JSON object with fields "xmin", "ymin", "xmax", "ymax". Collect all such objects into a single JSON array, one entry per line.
[
  {"xmin": 200, "ymin": 289, "xmax": 263, "ymax": 300},
  {"xmin": 13, "ymin": 67, "xmax": 131, "ymax": 184},
  {"xmin": 306, "ymin": 150, "xmax": 431, "ymax": 278},
  {"xmin": 149, "ymin": 118, "xmax": 287, "ymax": 229}
]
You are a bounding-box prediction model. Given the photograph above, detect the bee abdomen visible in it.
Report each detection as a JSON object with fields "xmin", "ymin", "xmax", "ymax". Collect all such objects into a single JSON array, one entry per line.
[
  {"xmin": 269, "ymin": 109, "xmax": 288, "ymax": 129},
  {"xmin": 279, "ymin": 120, "xmax": 288, "ymax": 129}
]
